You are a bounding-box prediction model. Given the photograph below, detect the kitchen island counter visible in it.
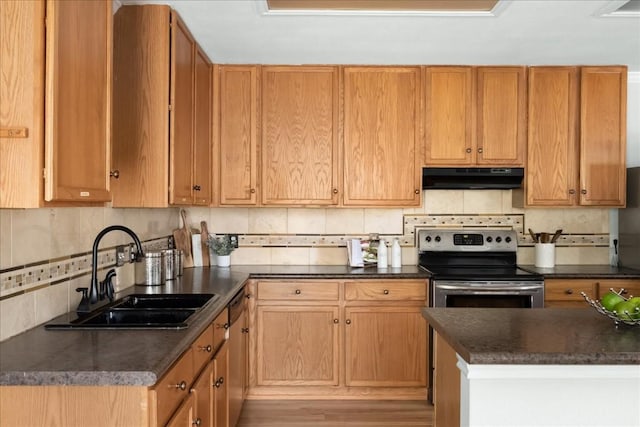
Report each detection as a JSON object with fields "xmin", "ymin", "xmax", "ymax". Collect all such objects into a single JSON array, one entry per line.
[
  {"xmin": 423, "ymin": 308, "xmax": 640, "ymax": 427},
  {"xmin": 422, "ymin": 307, "xmax": 640, "ymax": 365}
]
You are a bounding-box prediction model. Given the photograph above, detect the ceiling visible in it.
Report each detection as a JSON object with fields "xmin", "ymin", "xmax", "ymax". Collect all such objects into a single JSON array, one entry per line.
[{"xmin": 119, "ymin": 0, "xmax": 640, "ymax": 71}]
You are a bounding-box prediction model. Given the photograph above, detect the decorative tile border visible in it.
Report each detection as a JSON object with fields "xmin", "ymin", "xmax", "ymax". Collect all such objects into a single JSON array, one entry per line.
[{"xmin": 0, "ymin": 238, "xmax": 170, "ymax": 299}]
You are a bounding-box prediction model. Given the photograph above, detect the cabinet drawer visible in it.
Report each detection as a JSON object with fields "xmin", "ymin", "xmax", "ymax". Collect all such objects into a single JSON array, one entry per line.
[
  {"xmin": 597, "ymin": 280, "xmax": 640, "ymax": 299},
  {"xmin": 212, "ymin": 308, "xmax": 229, "ymax": 353},
  {"xmin": 258, "ymin": 281, "xmax": 339, "ymax": 300},
  {"xmin": 345, "ymin": 280, "xmax": 426, "ymax": 301},
  {"xmin": 153, "ymin": 347, "xmax": 194, "ymax": 427},
  {"xmin": 545, "ymin": 280, "xmax": 596, "ymax": 301},
  {"xmin": 192, "ymin": 324, "xmax": 214, "ymax": 374}
]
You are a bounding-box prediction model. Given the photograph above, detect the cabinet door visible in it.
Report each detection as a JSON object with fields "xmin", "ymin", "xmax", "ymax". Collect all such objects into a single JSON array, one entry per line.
[
  {"xmin": 343, "ymin": 67, "xmax": 421, "ymax": 206},
  {"xmin": 0, "ymin": 0, "xmax": 45, "ymax": 208},
  {"xmin": 579, "ymin": 66, "xmax": 627, "ymax": 207},
  {"xmin": 44, "ymin": 0, "xmax": 112, "ymax": 202},
  {"xmin": 261, "ymin": 66, "xmax": 339, "ymax": 205},
  {"xmin": 256, "ymin": 306, "xmax": 339, "ymax": 386},
  {"xmin": 192, "ymin": 362, "xmax": 213, "ymax": 427},
  {"xmin": 214, "ymin": 343, "xmax": 229, "ymax": 427},
  {"xmin": 424, "ymin": 66, "xmax": 474, "ymax": 165},
  {"xmin": 166, "ymin": 394, "xmax": 196, "ymax": 427},
  {"xmin": 169, "ymin": 11, "xmax": 195, "ymax": 205},
  {"xmin": 476, "ymin": 66, "xmax": 526, "ymax": 166},
  {"xmin": 193, "ymin": 46, "xmax": 212, "ymax": 206},
  {"xmin": 218, "ymin": 65, "xmax": 259, "ymax": 205},
  {"xmin": 344, "ymin": 306, "xmax": 427, "ymax": 387},
  {"xmin": 228, "ymin": 311, "xmax": 246, "ymax": 427},
  {"xmin": 527, "ymin": 67, "xmax": 580, "ymax": 206}
]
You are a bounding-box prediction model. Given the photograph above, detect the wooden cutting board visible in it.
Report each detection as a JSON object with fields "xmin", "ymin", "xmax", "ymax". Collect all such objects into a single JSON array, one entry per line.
[
  {"xmin": 200, "ymin": 221, "xmax": 210, "ymax": 266},
  {"xmin": 173, "ymin": 209, "xmax": 194, "ymax": 268}
]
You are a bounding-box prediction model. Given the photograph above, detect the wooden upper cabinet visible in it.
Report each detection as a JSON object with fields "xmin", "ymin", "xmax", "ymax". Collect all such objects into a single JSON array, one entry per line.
[
  {"xmin": 424, "ymin": 66, "xmax": 474, "ymax": 165},
  {"xmin": 169, "ymin": 13, "xmax": 196, "ymax": 205},
  {"xmin": 44, "ymin": 0, "xmax": 112, "ymax": 202},
  {"xmin": 343, "ymin": 66, "xmax": 422, "ymax": 206},
  {"xmin": 526, "ymin": 66, "xmax": 626, "ymax": 207},
  {"xmin": 0, "ymin": 0, "xmax": 45, "ymax": 208},
  {"xmin": 579, "ymin": 66, "xmax": 627, "ymax": 207},
  {"xmin": 217, "ymin": 65, "xmax": 259, "ymax": 205},
  {"xmin": 476, "ymin": 66, "xmax": 526, "ymax": 165},
  {"xmin": 1, "ymin": 0, "xmax": 112, "ymax": 207},
  {"xmin": 112, "ymin": 5, "xmax": 206, "ymax": 207},
  {"xmin": 424, "ymin": 66, "xmax": 526, "ymax": 167},
  {"xmin": 527, "ymin": 67, "xmax": 580, "ymax": 206},
  {"xmin": 261, "ymin": 66, "xmax": 340, "ymax": 205},
  {"xmin": 192, "ymin": 46, "xmax": 212, "ymax": 206}
]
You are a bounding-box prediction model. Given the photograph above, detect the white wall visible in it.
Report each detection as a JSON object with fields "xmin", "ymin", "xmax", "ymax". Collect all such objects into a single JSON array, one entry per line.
[{"xmin": 627, "ymin": 72, "xmax": 640, "ymax": 167}]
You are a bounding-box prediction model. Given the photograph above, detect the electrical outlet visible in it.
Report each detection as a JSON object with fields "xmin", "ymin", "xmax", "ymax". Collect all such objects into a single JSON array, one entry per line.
[
  {"xmin": 116, "ymin": 245, "xmax": 127, "ymax": 266},
  {"xmin": 229, "ymin": 234, "xmax": 239, "ymax": 248}
]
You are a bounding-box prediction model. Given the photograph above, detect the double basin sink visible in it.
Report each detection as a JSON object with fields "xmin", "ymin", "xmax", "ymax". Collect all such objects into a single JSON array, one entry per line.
[{"xmin": 45, "ymin": 293, "xmax": 218, "ymax": 330}]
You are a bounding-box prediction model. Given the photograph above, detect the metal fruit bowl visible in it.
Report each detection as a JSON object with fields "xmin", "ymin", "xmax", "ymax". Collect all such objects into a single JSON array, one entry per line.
[{"xmin": 581, "ymin": 292, "xmax": 640, "ymax": 327}]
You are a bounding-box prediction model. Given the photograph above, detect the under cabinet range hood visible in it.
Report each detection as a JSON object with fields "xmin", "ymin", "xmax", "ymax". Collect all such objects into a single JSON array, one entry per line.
[{"xmin": 422, "ymin": 167, "xmax": 524, "ymax": 189}]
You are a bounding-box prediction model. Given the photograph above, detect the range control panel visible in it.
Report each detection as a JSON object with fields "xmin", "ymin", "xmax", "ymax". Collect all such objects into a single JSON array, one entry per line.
[{"xmin": 418, "ymin": 229, "xmax": 518, "ymax": 252}]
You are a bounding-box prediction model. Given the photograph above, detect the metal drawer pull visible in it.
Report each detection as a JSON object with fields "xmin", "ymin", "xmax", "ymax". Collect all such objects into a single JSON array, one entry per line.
[
  {"xmin": 333, "ymin": 318, "xmax": 339, "ymax": 324},
  {"xmin": 173, "ymin": 380, "xmax": 187, "ymax": 391},
  {"xmin": 383, "ymin": 289, "xmax": 389, "ymax": 295},
  {"xmin": 345, "ymin": 319, "xmax": 351, "ymax": 325},
  {"xmin": 564, "ymin": 289, "xmax": 574, "ymax": 295},
  {"xmin": 199, "ymin": 344, "xmax": 212, "ymax": 353},
  {"xmin": 295, "ymin": 289, "xmax": 301, "ymax": 295},
  {"xmin": 193, "ymin": 418, "xmax": 202, "ymax": 426},
  {"xmin": 214, "ymin": 376, "xmax": 225, "ymax": 388}
]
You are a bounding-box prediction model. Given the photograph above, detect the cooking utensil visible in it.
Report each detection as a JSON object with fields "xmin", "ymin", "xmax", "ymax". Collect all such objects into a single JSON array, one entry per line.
[
  {"xmin": 173, "ymin": 209, "xmax": 194, "ymax": 268},
  {"xmin": 540, "ymin": 232, "xmax": 550, "ymax": 243},
  {"xmin": 528, "ymin": 228, "xmax": 538, "ymax": 243},
  {"xmin": 200, "ymin": 221, "xmax": 210, "ymax": 266},
  {"xmin": 550, "ymin": 229, "xmax": 563, "ymax": 244}
]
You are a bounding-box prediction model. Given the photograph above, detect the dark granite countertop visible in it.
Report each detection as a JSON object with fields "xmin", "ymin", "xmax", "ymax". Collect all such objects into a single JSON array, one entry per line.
[
  {"xmin": 423, "ymin": 307, "xmax": 640, "ymax": 365},
  {"xmin": 0, "ymin": 265, "xmax": 429, "ymax": 386},
  {"xmin": 519, "ymin": 264, "xmax": 640, "ymax": 279}
]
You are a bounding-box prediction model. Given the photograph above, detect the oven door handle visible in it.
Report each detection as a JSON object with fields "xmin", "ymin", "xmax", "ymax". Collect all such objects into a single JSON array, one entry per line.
[{"xmin": 434, "ymin": 284, "xmax": 543, "ymax": 292}]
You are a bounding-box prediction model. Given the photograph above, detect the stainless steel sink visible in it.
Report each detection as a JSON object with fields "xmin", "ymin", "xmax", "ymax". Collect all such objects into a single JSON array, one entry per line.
[{"xmin": 45, "ymin": 293, "xmax": 218, "ymax": 330}]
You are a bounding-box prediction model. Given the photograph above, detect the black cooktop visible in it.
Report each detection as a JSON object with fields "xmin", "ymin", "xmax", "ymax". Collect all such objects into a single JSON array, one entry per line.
[{"xmin": 420, "ymin": 265, "xmax": 543, "ymax": 281}]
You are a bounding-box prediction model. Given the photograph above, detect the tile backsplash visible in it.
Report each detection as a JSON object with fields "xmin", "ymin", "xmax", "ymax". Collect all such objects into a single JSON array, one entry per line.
[{"xmin": 0, "ymin": 190, "xmax": 611, "ymax": 340}]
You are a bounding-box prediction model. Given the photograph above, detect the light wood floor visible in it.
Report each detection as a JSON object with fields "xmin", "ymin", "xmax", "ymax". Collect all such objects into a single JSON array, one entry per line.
[{"xmin": 237, "ymin": 400, "xmax": 434, "ymax": 427}]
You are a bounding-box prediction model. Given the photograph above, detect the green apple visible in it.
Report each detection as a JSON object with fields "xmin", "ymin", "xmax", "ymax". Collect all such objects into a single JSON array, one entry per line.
[
  {"xmin": 627, "ymin": 296, "xmax": 640, "ymax": 308},
  {"xmin": 612, "ymin": 301, "xmax": 640, "ymax": 320},
  {"xmin": 601, "ymin": 291, "xmax": 625, "ymax": 311}
]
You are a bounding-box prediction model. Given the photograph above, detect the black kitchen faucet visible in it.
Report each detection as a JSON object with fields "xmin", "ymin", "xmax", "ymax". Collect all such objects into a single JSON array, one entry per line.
[{"xmin": 76, "ymin": 225, "xmax": 144, "ymax": 315}]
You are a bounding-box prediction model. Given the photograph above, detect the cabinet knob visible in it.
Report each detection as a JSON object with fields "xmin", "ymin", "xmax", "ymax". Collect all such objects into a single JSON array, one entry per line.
[
  {"xmin": 581, "ymin": 189, "xmax": 587, "ymax": 195},
  {"xmin": 214, "ymin": 376, "xmax": 224, "ymax": 388},
  {"xmin": 199, "ymin": 344, "xmax": 212, "ymax": 353},
  {"xmin": 242, "ymin": 327, "xmax": 249, "ymax": 333},
  {"xmin": 477, "ymin": 148, "xmax": 483, "ymax": 154},
  {"xmin": 345, "ymin": 319, "xmax": 351, "ymax": 325},
  {"xmin": 383, "ymin": 289, "xmax": 389, "ymax": 295},
  {"xmin": 465, "ymin": 148, "xmax": 472, "ymax": 153},
  {"xmin": 332, "ymin": 188, "xmax": 339, "ymax": 194},
  {"xmin": 250, "ymin": 188, "xmax": 256, "ymax": 193},
  {"xmin": 216, "ymin": 322, "xmax": 229, "ymax": 330},
  {"xmin": 564, "ymin": 289, "xmax": 574, "ymax": 295},
  {"xmin": 568, "ymin": 189, "xmax": 576, "ymax": 195},
  {"xmin": 621, "ymin": 288, "xmax": 629, "ymax": 296},
  {"xmin": 109, "ymin": 170, "xmax": 120, "ymax": 179},
  {"xmin": 174, "ymin": 380, "xmax": 187, "ymax": 391},
  {"xmin": 295, "ymin": 289, "xmax": 301, "ymax": 295},
  {"xmin": 333, "ymin": 318, "xmax": 339, "ymax": 324},
  {"xmin": 193, "ymin": 418, "xmax": 202, "ymax": 426},
  {"xmin": 193, "ymin": 185, "xmax": 201, "ymax": 191},
  {"xmin": 246, "ymin": 293, "xmax": 252, "ymax": 299},
  {"xmin": 414, "ymin": 189, "xmax": 420, "ymax": 194}
]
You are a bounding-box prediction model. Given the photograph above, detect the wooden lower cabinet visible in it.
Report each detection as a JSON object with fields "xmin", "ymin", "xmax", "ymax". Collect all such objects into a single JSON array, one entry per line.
[
  {"xmin": 345, "ymin": 306, "xmax": 427, "ymax": 387},
  {"xmin": 192, "ymin": 362, "xmax": 214, "ymax": 427},
  {"xmin": 167, "ymin": 393, "xmax": 197, "ymax": 427},
  {"xmin": 433, "ymin": 332, "xmax": 460, "ymax": 427},
  {"xmin": 545, "ymin": 278, "xmax": 640, "ymax": 308},
  {"xmin": 248, "ymin": 279, "xmax": 429, "ymax": 399},
  {"xmin": 214, "ymin": 343, "xmax": 229, "ymax": 427}
]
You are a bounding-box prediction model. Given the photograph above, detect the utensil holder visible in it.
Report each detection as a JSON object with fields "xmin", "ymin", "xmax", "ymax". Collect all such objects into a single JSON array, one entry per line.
[
  {"xmin": 535, "ymin": 243, "xmax": 555, "ymax": 268},
  {"xmin": 135, "ymin": 252, "xmax": 163, "ymax": 286}
]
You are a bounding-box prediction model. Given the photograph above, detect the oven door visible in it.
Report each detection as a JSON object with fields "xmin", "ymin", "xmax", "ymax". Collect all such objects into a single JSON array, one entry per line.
[{"xmin": 432, "ymin": 280, "xmax": 544, "ymax": 308}]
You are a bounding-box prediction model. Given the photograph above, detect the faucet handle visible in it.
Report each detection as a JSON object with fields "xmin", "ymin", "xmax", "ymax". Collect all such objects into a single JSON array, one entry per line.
[{"xmin": 75, "ymin": 288, "xmax": 91, "ymax": 315}]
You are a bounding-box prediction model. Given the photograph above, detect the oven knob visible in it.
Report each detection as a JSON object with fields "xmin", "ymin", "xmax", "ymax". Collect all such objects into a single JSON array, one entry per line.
[
  {"xmin": 486, "ymin": 236, "xmax": 492, "ymax": 243},
  {"xmin": 425, "ymin": 236, "xmax": 432, "ymax": 242},
  {"xmin": 496, "ymin": 237, "xmax": 502, "ymax": 243},
  {"xmin": 505, "ymin": 236, "xmax": 512, "ymax": 243},
  {"xmin": 435, "ymin": 236, "xmax": 441, "ymax": 242}
]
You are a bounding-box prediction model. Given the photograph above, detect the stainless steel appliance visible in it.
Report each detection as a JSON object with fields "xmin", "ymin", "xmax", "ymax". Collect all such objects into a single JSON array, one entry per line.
[
  {"xmin": 619, "ymin": 167, "xmax": 640, "ymax": 270},
  {"xmin": 418, "ymin": 228, "xmax": 543, "ymax": 402},
  {"xmin": 419, "ymin": 229, "xmax": 544, "ymax": 308}
]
